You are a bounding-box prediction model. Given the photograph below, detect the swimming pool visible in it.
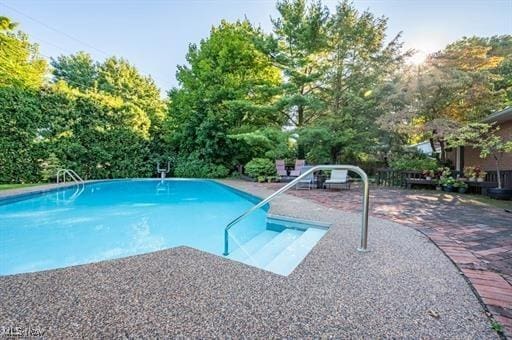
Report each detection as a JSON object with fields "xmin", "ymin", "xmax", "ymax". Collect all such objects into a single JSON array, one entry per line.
[{"xmin": 0, "ymin": 180, "xmax": 326, "ymax": 276}]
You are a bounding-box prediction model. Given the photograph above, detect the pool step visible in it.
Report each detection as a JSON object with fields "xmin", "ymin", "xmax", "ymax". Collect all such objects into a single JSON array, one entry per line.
[
  {"xmin": 227, "ymin": 230, "xmax": 279, "ymax": 262},
  {"xmin": 265, "ymin": 228, "xmax": 325, "ymax": 276},
  {"xmin": 245, "ymin": 229, "xmax": 303, "ymax": 267},
  {"xmin": 228, "ymin": 226, "xmax": 326, "ymax": 276}
]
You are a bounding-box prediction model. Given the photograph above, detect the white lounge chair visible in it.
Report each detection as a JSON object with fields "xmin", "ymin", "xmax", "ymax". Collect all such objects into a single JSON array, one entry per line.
[
  {"xmin": 324, "ymin": 169, "xmax": 350, "ymax": 190},
  {"xmin": 295, "ymin": 166, "xmax": 315, "ymax": 190}
]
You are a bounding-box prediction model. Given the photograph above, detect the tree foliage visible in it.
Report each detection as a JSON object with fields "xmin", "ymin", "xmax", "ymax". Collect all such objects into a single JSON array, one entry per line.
[
  {"xmin": 166, "ymin": 20, "xmax": 282, "ymax": 169},
  {"xmin": 1, "ymin": 7, "xmax": 510, "ymax": 183},
  {"xmin": 378, "ymin": 35, "xmax": 511, "ymax": 161},
  {"xmin": 0, "ymin": 17, "xmax": 164, "ymax": 182},
  {"xmin": 0, "ymin": 84, "xmax": 153, "ymax": 182},
  {"xmin": 269, "ymin": 0, "xmax": 329, "ymax": 127},
  {"xmin": 292, "ymin": 1, "xmax": 406, "ymax": 163},
  {"xmin": 0, "ymin": 16, "xmax": 47, "ymax": 88},
  {"xmin": 51, "ymin": 52, "xmax": 98, "ymax": 91}
]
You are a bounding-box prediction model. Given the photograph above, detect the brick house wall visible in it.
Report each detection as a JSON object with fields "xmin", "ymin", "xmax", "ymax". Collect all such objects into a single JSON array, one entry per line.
[{"xmin": 462, "ymin": 120, "xmax": 512, "ymax": 171}]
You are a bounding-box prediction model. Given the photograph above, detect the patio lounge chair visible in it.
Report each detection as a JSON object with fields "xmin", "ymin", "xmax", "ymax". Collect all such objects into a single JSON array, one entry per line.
[
  {"xmin": 295, "ymin": 166, "xmax": 315, "ymax": 190},
  {"xmin": 290, "ymin": 159, "xmax": 305, "ymax": 177},
  {"xmin": 324, "ymin": 169, "xmax": 350, "ymax": 190},
  {"xmin": 275, "ymin": 160, "xmax": 287, "ymax": 177}
]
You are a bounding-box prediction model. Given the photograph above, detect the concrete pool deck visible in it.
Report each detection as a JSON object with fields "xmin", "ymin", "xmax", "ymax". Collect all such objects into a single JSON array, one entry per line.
[{"xmin": 0, "ymin": 180, "xmax": 498, "ymax": 338}]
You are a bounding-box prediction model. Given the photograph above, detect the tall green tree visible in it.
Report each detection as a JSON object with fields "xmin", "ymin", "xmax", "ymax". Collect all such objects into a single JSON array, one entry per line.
[
  {"xmin": 97, "ymin": 57, "xmax": 166, "ymax": 158},
  {"xmin": 97, "ymin": 57, "xmax": 163, "ymax": 120},
  {"xmin": 51, "ymin": 51, "xmax": 98, "ymax": 91},
  {"xmin": 51, "ymin": 53, "xmax": 166, "ymax": 162},
  {"xmin": 270, "ymin": 0, "xmax": 329, "ymax": 128},
  {"xmin": 0, "ymin": 16, "xmax": 46, "ymax": 88},
  {"xmin": 166, "ymin": 20, "xmax": 282, "ymax": 168},
  {"xmin": 297, "ymin": 1, "xmax": 406, "ymax": 163}
]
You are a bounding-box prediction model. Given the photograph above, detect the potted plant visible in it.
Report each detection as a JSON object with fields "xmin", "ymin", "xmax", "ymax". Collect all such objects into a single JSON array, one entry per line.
[
  {"xmin": 440, "ymin": 176, "xmax": 456, "ymax": 192},
  {"xmin": 423, "ymin": 169, "xmax": 435, "ymax": 181},
  {"xmin": 434, "ymin": 179, "xmax": 442, "ymax": 191},
  {"xmin": 448, "ymin": 123, "xmax": 512, "ymax": 200},
  {"xmin": 477, "ymin": 171, "xmax": 487, "ymax": 183},
  {"xmin": 439, "ymin": 167, "xmax": 452, "ymax": 179},
  {"xmin": 464, "ymin": 166, "xmax": 476, "ymax": 181},
  {"xmin": 453, "ymin": 180, "xmax": 468, "ymax": 194}
]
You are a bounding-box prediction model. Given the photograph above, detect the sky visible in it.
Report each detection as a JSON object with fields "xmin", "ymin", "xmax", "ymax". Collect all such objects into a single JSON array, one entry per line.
[{"xmin": 1, "ymin": 0, "xmax": 511, "ymax": 94}]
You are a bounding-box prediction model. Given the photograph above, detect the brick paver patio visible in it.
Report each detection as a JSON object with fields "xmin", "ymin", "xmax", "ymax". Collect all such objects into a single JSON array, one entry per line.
[{"xmin": 264, "ymin": 183, "xmax": 512, "ymax": 337}]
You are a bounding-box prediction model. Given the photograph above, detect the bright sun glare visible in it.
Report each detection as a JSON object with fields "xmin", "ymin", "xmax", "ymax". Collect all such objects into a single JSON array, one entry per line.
[{"xmin": 408, "ymin": 50, "xmax": 428, "ymax": 65}]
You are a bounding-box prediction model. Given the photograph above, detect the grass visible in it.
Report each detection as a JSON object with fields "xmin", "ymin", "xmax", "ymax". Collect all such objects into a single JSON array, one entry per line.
[
  {"xmin": 491, "ymin": 321, "xmax": 504, "ymax": 333},
  {"xmin": 400, "ymin": 186, "xmax": 512, "ymax": 210},
  {"xmin": 457, "ymin": 192, "xmax": 512, "ymax": 211},
  {"xmin": 0, "ymin": 183, "xmax": 42, "ymax": 191}
]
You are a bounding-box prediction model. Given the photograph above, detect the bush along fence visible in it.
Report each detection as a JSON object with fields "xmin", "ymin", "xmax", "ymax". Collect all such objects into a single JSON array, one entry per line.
[{"xmin": 376, "ymin": 169, "xmax": 512, "ymax": 188}]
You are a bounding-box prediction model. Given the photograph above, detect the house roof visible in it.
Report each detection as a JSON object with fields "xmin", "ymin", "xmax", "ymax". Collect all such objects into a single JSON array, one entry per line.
[{"xmin": 482, "ymin": 106, "xmax": 512, "ymax": 123}]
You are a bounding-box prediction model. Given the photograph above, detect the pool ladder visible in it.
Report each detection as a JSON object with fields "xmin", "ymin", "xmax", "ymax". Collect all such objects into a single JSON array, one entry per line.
[
  {"xmin": 223, "ymin": 165, "xmax": 370, "ymax": 256},
  {"xmin": 56, "ymin": 169, "xmax": 85, "ymax": 202}
]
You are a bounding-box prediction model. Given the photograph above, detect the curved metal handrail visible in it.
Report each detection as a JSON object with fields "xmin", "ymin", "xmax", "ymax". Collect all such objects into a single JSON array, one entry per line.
[
  {"xmin": 56, "ymin": 169, "xmax": 84, "ymax": 184},
  {"xmin": 223, "ymin": 165, "xmax": 370, "ymax": 256},
  {"xmin": 67, "ymin": 169, "xmax": 84, "ymax": 182}
]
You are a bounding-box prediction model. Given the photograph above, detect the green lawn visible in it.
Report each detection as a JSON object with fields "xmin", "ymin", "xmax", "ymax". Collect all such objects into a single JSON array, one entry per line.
[
  {"xmin": 457, "ymin": 192, "xmax": 512, "ymax": 211},
  {"xmin": 0, "ymin": 183, "xmax": 42, "ymax": 191},
  {"xmin": 406, "ymin": 187, "xmax": 512, "ymax": 210}
]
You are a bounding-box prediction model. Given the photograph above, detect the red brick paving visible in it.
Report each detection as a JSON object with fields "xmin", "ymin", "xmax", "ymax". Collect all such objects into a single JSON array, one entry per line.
[{"xmin": 263, "ymin": 183, "xmax": 512, "ymax": 337}]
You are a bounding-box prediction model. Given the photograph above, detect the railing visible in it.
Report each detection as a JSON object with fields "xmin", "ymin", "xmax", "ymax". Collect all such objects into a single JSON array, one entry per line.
[
  {"xmin": 55, "ymin": 169, "xmax": 85, "ymax": 202},
  {"xmin": 486, "ymin": 170, "xmax": 512, "ymax": 188},
  {"xmin": 376, "ymin": 169, "xmax": 402, "ymax": 187},
  {"xmin": 223, "ymin": 165, "xmax": 370, "ymax": 256},
  {"xmin": 56, "ymin": 169, "xmax": 84, "ymax": 184}
]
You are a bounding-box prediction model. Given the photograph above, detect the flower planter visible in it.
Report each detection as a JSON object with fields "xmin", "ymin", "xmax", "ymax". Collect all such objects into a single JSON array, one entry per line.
[
  {"xmin": 457, "ymin": 187, "xmax": 467, "ymax": 194},
  {"xmin": 469, "ymin": 177, "xmax": 476, "ymax": 182},
  {"xmin": 487, "ymin": 188, "xmax": 512, "ymax": 200},
  {"xmin": 443, "ymin": 185, "xmax": 454, "ymax": 192},
  {"xmin": 477, "ymin": 178, "xmax": 484, "ymax": 183},
  {"xmin": 425, "ymin": 176, "xmax": 432, "ymax": 181}
]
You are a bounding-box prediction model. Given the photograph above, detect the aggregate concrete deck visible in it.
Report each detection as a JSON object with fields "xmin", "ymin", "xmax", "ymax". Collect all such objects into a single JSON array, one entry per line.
[
  {"xmin": 262, "ymin": 181, "xmax": 512, "ymax": 336},
  {"xmin": 0, "ymin": 180, "xmax": 498, "ymax": 338}
]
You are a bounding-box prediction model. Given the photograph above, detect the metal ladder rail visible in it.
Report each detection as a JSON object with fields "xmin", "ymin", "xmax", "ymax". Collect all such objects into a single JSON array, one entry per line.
[
  {"xmin": 56, "ymin": 169, "xmax": 84, "ymax": 185},
  {"xmin": 55, "ymin": 169, "xmax": 85, "ymax": 203},
  {"xmin": 223, "ymin": 165, "xmax": 370, "ymax": 256},
  {"xmin": 67, "ymin": 169, "xmax": 84, "ymax": 183}
]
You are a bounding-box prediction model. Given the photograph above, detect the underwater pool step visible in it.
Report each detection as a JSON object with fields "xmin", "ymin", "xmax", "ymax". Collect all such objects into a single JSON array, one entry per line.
[
  {"xmin": 265, "ymin": 227, "xmax": 326, "ymax": 276},
  {"xmin": 227, "ymin": 230, "xmax": 279, "ymax": 262},
  {"xmin": 244, "ymin": 229, "xmax": 303, "ymax": 267}
]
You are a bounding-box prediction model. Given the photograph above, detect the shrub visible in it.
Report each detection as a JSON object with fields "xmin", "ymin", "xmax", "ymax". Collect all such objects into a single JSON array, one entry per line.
[
  {"xmin": 39, "ymin": 153, "xmax": 62, "ymax": 182},
  {"xmin": 245, "ymin": 158, "xmax": 276, "ymax": 179},
  {"xmin": 173, "ymin": 154, "xmax": 229, "ymax": 178}
]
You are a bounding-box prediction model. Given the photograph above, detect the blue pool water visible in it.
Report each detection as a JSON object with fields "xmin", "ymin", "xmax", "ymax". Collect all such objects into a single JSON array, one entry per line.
[{"xmin": 0, "ymin": 180, "xmax": 326, "ymax": 276}]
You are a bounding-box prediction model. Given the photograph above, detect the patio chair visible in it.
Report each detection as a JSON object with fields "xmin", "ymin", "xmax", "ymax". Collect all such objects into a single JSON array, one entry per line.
[
  {"xmin": 290, "ymin": 159, "xmax": 305, "ymax": 177},
  {"xmin": 275, "ymin": 160, "xmax": 287, "ymax": 177},
  {"xmin": 324, "ymin": 169, "xmax": 350, "ymax": 190},
  {"xmin": 295, "ymin": 165, "xmax": 315, "ymax": 190}
]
